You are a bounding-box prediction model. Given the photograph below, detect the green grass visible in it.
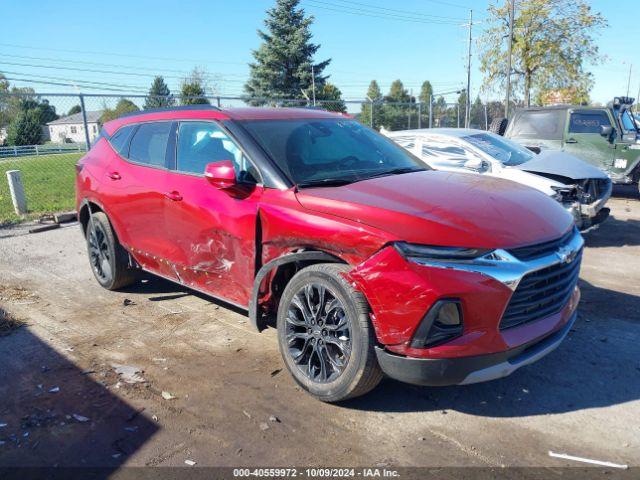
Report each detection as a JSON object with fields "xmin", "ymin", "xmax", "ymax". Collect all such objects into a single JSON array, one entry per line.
[{"xmin": 0, "ymin": 153, "xmax": 83, "ymax": 225}]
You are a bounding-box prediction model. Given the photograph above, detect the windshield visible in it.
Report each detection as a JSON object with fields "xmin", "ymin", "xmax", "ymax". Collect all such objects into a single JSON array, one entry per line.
[
  {"xmin": 240, "ymin": 118, "xmax": 425, "ymax": 186},
  {"xmin": 463, "ymin": 132, "xmax": 534, "ymax": 166},
  {"xmin": 508, "ymin": 109, "xmax": 565, "ymax": 140}
]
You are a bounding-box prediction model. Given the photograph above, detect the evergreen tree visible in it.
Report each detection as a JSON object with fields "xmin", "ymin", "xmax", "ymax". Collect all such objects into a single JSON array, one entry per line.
[
  {"xmin": 244, "ymin": 0, "xmax": 330, "ymax": 104},
  {"xmin": 7, "ymin": 109, "xmax": 42, "ymax": 145},
  {"xmin": 317, "ymin": 83, "xmax": 346, "ymax": 113},
  {"xmin": 419, "ymin": 81, "xmax": 433, "ymax": 104},
  {"xmin": 360, "ymin": 80, "xmax": 383, "ymax": 129},
  {"xmin": 469, "ymin": 96, "xmax": 485, "ymax": 128},
  {"xmin": 181, "ymin": 69, "xmax": 210, "ymax": 105},
  {"xmin": 383, "ymin": 80, "xmax": 412, "ymax": 131},
  {"xmin": 145, "ymin": 76, "xmax": 175, "ymax": 109}
]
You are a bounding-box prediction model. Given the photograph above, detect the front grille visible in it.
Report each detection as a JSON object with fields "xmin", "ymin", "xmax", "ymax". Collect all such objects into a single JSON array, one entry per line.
[
  {"xmin": 507, "ymin": 227, "xmax": 576, "ymax": 261},
  {"xmin": 500, "ymin": 250, "xmax": 582, "ymax": 330}
]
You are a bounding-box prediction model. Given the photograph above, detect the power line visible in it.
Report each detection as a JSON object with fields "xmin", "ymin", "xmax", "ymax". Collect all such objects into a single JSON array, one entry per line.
[
  {"xmin": 303, "ymin": 0, "xmax": 463, "ymax": 25},
  {"xmin": 0, "ymin": 42, "xmax": 247, "ymax": 66},
  {"xmin": 317, "ymin": 0, "xmax": 467, "ymax": 21}
]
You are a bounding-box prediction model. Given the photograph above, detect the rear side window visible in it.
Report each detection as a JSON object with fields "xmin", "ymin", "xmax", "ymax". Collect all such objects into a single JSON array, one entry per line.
[
  {"xmin": 569, "ymin": 110, "xmax": 611, "ymax": 134},
  {"xmin": 108, "ymin": 125, "xmax": 136, "ymax": 155},
  {"xmin": 128, "ymin": 122, "xmax": 172, "ymax": 167},
  {"xmin": 508, "ymin": 110, "xmax": 565, "ymax": 140}
]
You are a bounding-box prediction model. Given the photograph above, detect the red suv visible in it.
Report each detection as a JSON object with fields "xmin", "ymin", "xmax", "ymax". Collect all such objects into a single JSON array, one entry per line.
[{"xmin": 77, "ymin": 106, "xmax": 583, "ymax": 402}]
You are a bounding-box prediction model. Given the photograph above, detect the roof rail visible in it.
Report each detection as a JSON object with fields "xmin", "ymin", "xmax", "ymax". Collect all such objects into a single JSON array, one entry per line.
[{"xmin": 118, "ymin": 104, "xmax": 221, "ymax": 119}]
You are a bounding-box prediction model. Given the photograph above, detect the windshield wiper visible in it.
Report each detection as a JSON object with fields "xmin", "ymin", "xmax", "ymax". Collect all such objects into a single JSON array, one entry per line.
[
  {"xmin": 361, "ymin": 167, "xmax": 426, "ymax": 181},
  {"xmin": 296, "ymin": 177, "xmax": 358, "ymax": 188}
]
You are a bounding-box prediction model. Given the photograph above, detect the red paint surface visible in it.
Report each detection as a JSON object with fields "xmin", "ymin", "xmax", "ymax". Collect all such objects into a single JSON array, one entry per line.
[{"xmin": 77, "ymin": 107, "xmax": 578, "ymax": 362}]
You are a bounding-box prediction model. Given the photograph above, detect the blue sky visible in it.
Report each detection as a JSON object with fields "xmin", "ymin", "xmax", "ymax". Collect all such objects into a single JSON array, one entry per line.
[{"xmin": 0, "ymin": 0, "xmax": 637, "ymax": 106}]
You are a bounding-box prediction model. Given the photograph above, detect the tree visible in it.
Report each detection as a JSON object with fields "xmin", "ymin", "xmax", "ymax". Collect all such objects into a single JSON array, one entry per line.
[
  {"xmin": 244, "ymin": 0, "xmax": 330, "ymax": 104},
  {"xmin": 145, "ymin": 76, "xmax": 175, "ymax": 109},
  {"xmin": 419, "ymin": 81, "xmax": 433, "ymax": 104},
  {"xmin": 469, "ymin": 96, "xmax": 485, "ymax": 128},
  {"xmin": 360, "ymin": 80, "xmax": 383, "ymax": 129},
  {"xmin": 100, "ymin": 99, "xmax": 140, "ymax": 123},
  {"xmin": 7, "ymin": 109, "xmax": 42, "ymax": 146},
  {"xmin": 67, "ymin": 105, "xmax": 82, "ymax": 116},
  {"xmin": 479, "ymin": 0, "xmax": 606, "ymax": 106},
  {"xmin": 317, "ymin": 83, "xmax": 346, "ymax": 113},
  {"xmin": 382, "ymin": 80, "xmax": 413, "ymax": 131},
  {"xmin": 180, "ymin": 68, "xmax": 210, "ymax": 105}
]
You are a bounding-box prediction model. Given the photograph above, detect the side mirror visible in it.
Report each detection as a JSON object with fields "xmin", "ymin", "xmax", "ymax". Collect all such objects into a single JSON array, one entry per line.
[
  {"xmin": 600, "ymin": 125, "xmax": 613, "ymax": 139},
  {"xmin": 463, "ymin": 157, "xmax": 483, "ymax": 171},
  {"xmin": 204, "ymin": 160, "xmax": 236, "ymax": 189}
]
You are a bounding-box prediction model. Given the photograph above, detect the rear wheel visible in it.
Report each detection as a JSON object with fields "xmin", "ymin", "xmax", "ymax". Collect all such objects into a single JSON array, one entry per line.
[
  {"xmin": 86, "ymin": 212, "xmax": 136, "ymax": 290},
  {"xmin": 277, "ymin": 263, "xmax": 382, "ymax": 402}
]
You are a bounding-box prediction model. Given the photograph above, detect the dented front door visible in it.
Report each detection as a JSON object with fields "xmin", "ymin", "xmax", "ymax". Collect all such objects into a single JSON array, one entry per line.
[{"xmin": 162, "ymin": 121, "xmax": 263, "ymax": 307}]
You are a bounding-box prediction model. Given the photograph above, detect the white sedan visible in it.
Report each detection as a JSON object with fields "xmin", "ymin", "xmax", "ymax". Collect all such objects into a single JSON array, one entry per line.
[{"xmin": 384, "ymin": 128, "xmax": 612, "ymax": 230}]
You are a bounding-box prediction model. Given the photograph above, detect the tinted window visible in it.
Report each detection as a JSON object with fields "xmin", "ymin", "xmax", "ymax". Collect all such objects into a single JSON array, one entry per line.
[
  {"xmin": 108, "ymin": 125, "xmax": 136, "ymax": 155},
  {"xmin": 128, "ymin": 122, "xmax": 171, "ymax": 167},
  {"xmin": 621, "ymin": 111, "xmax": 637, "ymax": 132},
  {"xmin": 241, "ymin": 119, "xmax": 424, "ymax": 185},
  {"xmin": 463, "ymin": 133, "xmax": 534, "ymax": 166},
  {"xmin": 176, "ymin": 121, "xmax": 260, "ymax": 183},
  {"xmin": 569, "ymin": 110, "xmax": 611, "ymax": 134},
  {"xmin": 508, "ymin": 109, "xmax": 565, "ymax": 140}
]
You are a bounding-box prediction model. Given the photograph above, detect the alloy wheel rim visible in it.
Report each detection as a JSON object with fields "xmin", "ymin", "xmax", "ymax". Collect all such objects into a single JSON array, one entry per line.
[
  {"xmin": 285, "ymin": 283, "xmax": 352, "ymax": 383},
  {"xmin": 88, "ymin": 222, "xmax": 112, "ymax": 282}
]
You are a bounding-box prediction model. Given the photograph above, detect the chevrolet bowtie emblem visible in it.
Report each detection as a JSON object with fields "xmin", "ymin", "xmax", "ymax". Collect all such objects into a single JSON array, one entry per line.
[{"xmin": 556, "ymin": 245, "xmax": 577, "ymax": 264}]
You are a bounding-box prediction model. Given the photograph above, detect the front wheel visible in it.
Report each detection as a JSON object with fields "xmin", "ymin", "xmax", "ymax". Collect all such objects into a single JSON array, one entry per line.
[
  {"xmin": 277, "ymin": 263, "xmax": 383, "ymax": 402},
  {"xmin": 86, "ymin": 212, "xmax": 136, "ymax": 290}
]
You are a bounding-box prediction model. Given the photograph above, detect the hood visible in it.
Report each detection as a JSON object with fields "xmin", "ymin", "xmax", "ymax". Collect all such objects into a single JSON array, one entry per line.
[
  {"xmin": 295, "ymin": 171, "xmax": 573, "ymax": 249},
  {"xmin": 516, "ymin": 150, "xmax": 608, "ymax": 180}
]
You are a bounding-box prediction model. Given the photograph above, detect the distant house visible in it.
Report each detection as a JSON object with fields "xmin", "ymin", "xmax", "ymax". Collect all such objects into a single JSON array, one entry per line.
[{"xmin": 47, "ymin": 111, "xmax": 103, "ymax": 144}]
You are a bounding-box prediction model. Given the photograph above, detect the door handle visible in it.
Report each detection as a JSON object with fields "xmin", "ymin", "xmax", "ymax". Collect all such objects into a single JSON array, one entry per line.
[
  {"xmin": 107, "ymin": 171, "xmax": 121, "ymax": 180},
  {"xmin": 565, "ymin": 138, "xmax": 578, "ymax": 144},
  {"xmin": 164, "ymin": 191, "xmax": 183, "ymax": 201}
]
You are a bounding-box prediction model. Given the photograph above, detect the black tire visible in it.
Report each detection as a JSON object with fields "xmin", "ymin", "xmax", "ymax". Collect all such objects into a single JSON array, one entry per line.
[
  {"xmin": 86, "ymin": 212, "xmax": 136, "ymax": 290},
  {"xmin": 277, "ymin": 263, "xmax": 383, "ymax": 402},
  {"xmin": 489, "ymin": 117, "xmax": 508, "ymax": 136}
]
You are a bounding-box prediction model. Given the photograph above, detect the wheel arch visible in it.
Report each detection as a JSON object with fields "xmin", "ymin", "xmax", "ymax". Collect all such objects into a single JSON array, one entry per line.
[
  {"xmin": 78, "ymin": 199, "xmax": 106, "ymax": 237},
  {"xmin": 249, "ymin": 250, "xmax": 347, "ymax": 332}
]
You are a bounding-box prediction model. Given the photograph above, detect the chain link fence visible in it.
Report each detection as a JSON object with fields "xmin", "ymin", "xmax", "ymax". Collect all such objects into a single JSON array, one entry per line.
[{"xmin": 0, "ymin": 92, "xmax": 514, "ymax": 224}]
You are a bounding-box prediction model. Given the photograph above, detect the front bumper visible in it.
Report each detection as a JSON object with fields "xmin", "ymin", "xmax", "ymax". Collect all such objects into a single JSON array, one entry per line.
[
  {"xmin": 375, "ymin": 309, "xmax": 577, "ymax": 386},
  {"xmin": 565, "ymin": 179, "xmax": 612, "ymax": 229}
]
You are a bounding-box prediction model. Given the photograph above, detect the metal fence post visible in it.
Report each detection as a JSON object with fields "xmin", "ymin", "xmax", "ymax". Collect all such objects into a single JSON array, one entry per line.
[
  {"xmin": 6, "ymin": 170, "xmax": 27, "ymax": 216},
  {"xmin": 78, "ymin": 94, "xmax": 91, "ymax": 150},
  {"xmin": 457, "ymin": 104, "xmax": 460, "ymax": 128},
  {"xmin": 429, "ymin": 95, "xmax": 433, "ymax": 128},
  {"xmin": 484, "ymin": 104, "xmax": 488, "ymax": 130},
  {"xmin": 216, "ymin": 97, "xmax": 221, "ymax": 108},
  {"xmin": 418, "ymin": 102, "xmax": 422, "ymax": 129}
]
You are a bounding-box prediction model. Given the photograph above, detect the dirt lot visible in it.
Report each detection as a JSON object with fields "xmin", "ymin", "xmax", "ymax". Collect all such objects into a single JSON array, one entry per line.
[{"xmin": 0, "ymin": 190, "xmax": 639, "ymax": 474}]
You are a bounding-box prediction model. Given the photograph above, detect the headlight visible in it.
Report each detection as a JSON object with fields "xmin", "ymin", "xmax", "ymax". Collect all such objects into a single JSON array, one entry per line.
[
  {"xmin": 394, "ymin": 242, "xmax": 493, "ymax": 262},
  {"xmin": 550, "ymin": 185, "xmax": 577, "ymax": 202}
]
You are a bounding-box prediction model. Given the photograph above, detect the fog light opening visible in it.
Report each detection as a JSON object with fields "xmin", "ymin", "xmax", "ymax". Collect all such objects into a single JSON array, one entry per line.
[{"xmin": 410, "ymin": 300, "xmax": 463, "ymax": 348}]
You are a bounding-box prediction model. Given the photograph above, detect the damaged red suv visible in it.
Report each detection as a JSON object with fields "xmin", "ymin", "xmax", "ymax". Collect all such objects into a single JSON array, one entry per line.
[{"xmin": 77, "ymin": 106, "xmax": 583, "ymax": 402}]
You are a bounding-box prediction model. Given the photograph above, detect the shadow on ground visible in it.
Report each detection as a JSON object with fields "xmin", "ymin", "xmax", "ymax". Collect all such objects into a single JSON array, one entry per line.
[
  {"xmin": 583, "ymin": 215, "xmax": 640, "ymax": 248},
  {"xmin": 343, "ymin": 278, "xmax": 640, "ymax": 417},
  {"xmin": 0, "ymin": 325, "xmax": 158, "ymax": 472}
]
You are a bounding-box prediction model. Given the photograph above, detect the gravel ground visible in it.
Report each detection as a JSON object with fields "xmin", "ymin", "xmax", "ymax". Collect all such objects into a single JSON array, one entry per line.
[{"xmin": 0, "ymin": 190, "xmax": 638, "ymax": 474}]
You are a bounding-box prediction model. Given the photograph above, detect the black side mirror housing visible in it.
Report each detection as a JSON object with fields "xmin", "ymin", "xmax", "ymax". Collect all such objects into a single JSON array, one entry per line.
[{"xmin": 600, "ymin": 125, "xmax": 613, "ymax": 139}]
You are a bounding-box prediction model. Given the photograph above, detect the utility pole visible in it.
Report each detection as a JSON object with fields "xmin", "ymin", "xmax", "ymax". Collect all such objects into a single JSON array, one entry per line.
[
  {"xmin": 465, "ymin": 9, "xmax": 473, "ymax": 128},
  {"xmin": 311, "ymin": 65, "xmax": 316, "ymax": 106},
  {"xmin": 626, "ymin": 63, "xmax": 632, "ymax": 98},
  {"xmin": 505, "ymin": 0, "xmax": 515, "ymax": 118}
]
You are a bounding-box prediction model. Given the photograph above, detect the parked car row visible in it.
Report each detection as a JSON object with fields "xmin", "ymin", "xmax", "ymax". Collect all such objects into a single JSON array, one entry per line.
[
  {"xmin": 494, "ymin": 96, "xmax": 640, "ymax": 193},
  {"xmin": 77, "ymin": 105, "xmax": 585, "ymax": 402},
  {"xmin": 382, "ymin": 128, "xmax": 612, "ymax": 230}
]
